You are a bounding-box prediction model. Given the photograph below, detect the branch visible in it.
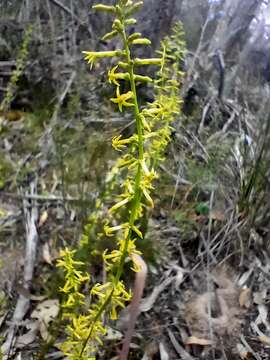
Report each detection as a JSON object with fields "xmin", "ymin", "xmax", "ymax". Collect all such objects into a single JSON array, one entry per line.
[{"xmin": 48, "ymin": 0, "xmax": 83, "ymax": 24}]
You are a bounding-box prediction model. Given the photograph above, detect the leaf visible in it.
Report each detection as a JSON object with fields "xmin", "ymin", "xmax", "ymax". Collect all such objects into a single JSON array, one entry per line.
[
  {"xmin": 16, "ymin": 321, "xmax": 39, "ymax": 348},
  {"xmin": 175, "ymin": 267, "xmax": 184, "ymax": 289},
  {"xmin": 104, "ymin": 327, "xmax": 122, "ymax": 341},
  {"xmin": 195, "ymin": 202, "xmax": 209, "ymax": 216},
  {"xmin": 210, "ymin": 210, "xmax": 225, "ymax": 221},
  {"xmin": 31, "ymin": 299, "xmax": 59, "ymax": 341},
  {"xmin": 239, "ymin": 288, "xmax": 251, "ymax": 308},
  {"xmin": 258, "ymin": 335, "xmax": 270, "ymax": 346},
  {"xmin": 184, "ymin": 336, "xmax": 213, "ymax": 346},
  {"xmin": 42, "ymin": 242, "xmax": 52, "ymax": 265},
  {"xmin": 236, "ymin": 343, "xmax": 251, "ymax": 359},
  {"xmin": 38, "ymin": 210, "xmax": 48, "ymax": 227}
]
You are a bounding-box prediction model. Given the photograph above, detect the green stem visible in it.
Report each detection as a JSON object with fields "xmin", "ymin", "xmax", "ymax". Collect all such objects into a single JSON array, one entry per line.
[
  {"xmin": 79, "ymin": 289, "xmax": 114, "ymax": 358},
  {"xmin": 80, "ymin": 23, "xmax": 145, "ymax": 358},
  {"xmin": 114, "ymin": 27, "xmax": 144, "ymax": 283}
]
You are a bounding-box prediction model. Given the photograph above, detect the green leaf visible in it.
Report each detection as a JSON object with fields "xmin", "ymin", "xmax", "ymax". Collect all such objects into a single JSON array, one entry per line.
[{"xmin": 195, "ymin": 202, "xmax": 209, "ymax": 216}]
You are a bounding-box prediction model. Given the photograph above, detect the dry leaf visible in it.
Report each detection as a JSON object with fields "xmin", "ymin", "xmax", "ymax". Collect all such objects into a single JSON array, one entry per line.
[
  {"xmin": 31, "ymin": 299, "xmax": 59, "ymax": 341},
  {"xmin": 236, "ymin": 343, "xmax": 250, "ymax": 359},
  {"xmin": 42, "ymin": 243, "xmax": 52, "ymax": 265},
  {"xmin": 239, "ymin": 288, "xmax": 251, "ymax": 308},
  {"xmin": 184, "ymin": 336, "xmax": 213, "ymax": 346},
  {"xmin": 175, "ymin": 268, "xmax": 184, "ymax": 289},
  {"xmin": 253, "ymin": 290, "xmax": 266, "ymax": 305},
  {"xmin": 210, "ymin": 210, "xmax": 225, "ymax": 221},
  {"xmin": 30, "ymin": 294, "xmax": 47, "ymax": 301},
  {"xmin": 256, "ymin": 304, "xmax": 270, "ymax": 331},
  {"xmin": 104, "ymin": 327, "xmax": 122, "ymax": 341},
  {"xmin": 258, "ymin": 335, "xmax": 270, "ymax": 346},
  {"xmin": 38, "ymin": 211, "xmax": 48, "ymax": 227},
  {"xmin": 16, "ymin": 321, "xmax": 39, "ymax": 348},
  {"xmin": 251, "ymin": 321, "xmax": 270, "ymax": 346}
]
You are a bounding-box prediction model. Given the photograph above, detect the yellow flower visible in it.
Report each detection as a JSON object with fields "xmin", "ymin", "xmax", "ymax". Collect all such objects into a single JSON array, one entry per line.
[
  {"xmin": 108, "ymin": 66, "xmax": 129, "ymax": 86},
  {"xmin": 83, "ymin": 50, "xmax": 120, "ymax": 69},
  {"xmin": 104, "ymin": 222, "xmax": 129, "ymax": 237},
  {"xmin": 109, "ymin": 197, "xmax": 130, "ymax": 213},
  {"xmin": 112, "ymin": 134, "xmax": 136, "ymax": 151},
  {"xmin": 110, "ymin": 86, "xmax": 134, "ymax": 112}
]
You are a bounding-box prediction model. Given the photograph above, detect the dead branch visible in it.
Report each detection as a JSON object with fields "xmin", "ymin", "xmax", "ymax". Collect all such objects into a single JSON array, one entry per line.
[{"xmin": 48, "ymin": 0, "xmax": 89, "ymax": 29}]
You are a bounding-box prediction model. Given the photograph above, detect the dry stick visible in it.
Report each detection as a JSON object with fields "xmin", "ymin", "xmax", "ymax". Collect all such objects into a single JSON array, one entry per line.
[
  {"xmin": 167, "ymin": 329, "xmax": 195, "ymax": 360},
  {"xmin": 1, "ymin": 192, "xmax": 87, "ymax": 202},
  {"xmin": 181, "ymin": 3, "xmax": 213, "ymax": 97},
  {"xmin": 48, "ymin": 0, "xmax": 84, "ymax": 25},
  {"xmin": 120, "ymin": 254, "xmax": 147, "ymax": 360},
  {"xmin": 1, "ymin": 182, "xmax": 39, "ymax": 359},
  {"xmin": 39, "ymin": 71, "xmax": 76, "ymax": 159}
]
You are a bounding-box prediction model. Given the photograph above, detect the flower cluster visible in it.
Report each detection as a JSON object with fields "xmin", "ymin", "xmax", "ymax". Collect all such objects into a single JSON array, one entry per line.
[
  {"xmin": 56, "ymin": 248, "xmax": 89, "ymax": 309},
  {"xmin": 57, "ymin": 2, "xmax": 185, "ymax": 359}
]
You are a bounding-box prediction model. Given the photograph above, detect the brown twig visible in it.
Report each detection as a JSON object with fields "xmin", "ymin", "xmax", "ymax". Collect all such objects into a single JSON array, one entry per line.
[{"xmin": 48, "ymin": 0, "xmax": 84, "ymax": 25}]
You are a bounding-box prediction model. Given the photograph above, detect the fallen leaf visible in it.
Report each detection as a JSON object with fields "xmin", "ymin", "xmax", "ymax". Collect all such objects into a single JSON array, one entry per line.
[
  {"xmin": 31, "ymin": 299, "xmax": 59, "ymax": 341},
  {"xmin": 104, "ymin": 327, "xmax": 122, "ymax": 341},
  {"xmin": 236, "ymin": 343, "xmax": 251, "ymax": 359},
  {"xmin": 258, "ymin": 335, "xmax": 270, "ymax": 346},
  {"xmin": 184, "ymin": 336, "xmax": 213, "ymax": 346},
  {"xmin": 30, "ymin": 295, "xmax": 47, "ymax": 301},
  {"xmin": 239, "ymin": 288, "xmax": 251, "ymax": 308},
  {"xmin": 251, "ymin": 321, "xmax": 270, "ymax": 347},
  {"xmin": 16, "ymin": 321, "xmax": 39, "ymax": 348},
  {"xmin": 42, "ymin": 243, "xmax": 52, "ymax": 265},
  {"xmin": 253, "ymin": 290, "xmax": 266, "ymax": 305},
  {"xmin": 38, "ymin": 211, "xmax": 48, "ymax": 227},
  {"xmin": 175, "ymin": 268, "xmax": 184, "ymax": 289},
  {"xmin": 210, "ymin": 210, "xmax": 225, "ymax": 221}
]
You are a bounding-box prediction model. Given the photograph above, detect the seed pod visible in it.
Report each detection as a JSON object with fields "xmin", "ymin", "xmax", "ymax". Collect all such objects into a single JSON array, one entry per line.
[
  {"xmin": 102, "ymin": 30, "xmax": 118, "ymax": 41},
  {"xmin": 92, "ymin": 4, "xmax": 116, "ymax": 13},
  {"xmin": 131, "ymin": 38, "xmax": 151, "ymax": 45}
]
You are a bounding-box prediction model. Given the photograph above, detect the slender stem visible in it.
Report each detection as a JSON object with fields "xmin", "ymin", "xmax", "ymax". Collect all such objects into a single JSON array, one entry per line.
[
  {"xmin": 80, "ymin": 20, "xmax": 145, "ymax": 358},
  {"xmin": 114, "ymin": 27, "xmax": 144, "ymax": 283},
  {"xmin": 79, "ymin": 289, "xmax": 114, "ymax": 357}
]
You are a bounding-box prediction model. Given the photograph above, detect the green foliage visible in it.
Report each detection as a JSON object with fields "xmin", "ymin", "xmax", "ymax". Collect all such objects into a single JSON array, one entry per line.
[
  {"xmin": 57, "ymin": 2, "xmax": 185, "ymax": 359},
  {"xmin": 237, "ymin": 117, "xmax": 270, "ymax": 226},
  {"xmin": 195, "ymin": 201, "xmax": 209, "ymax": 215}
]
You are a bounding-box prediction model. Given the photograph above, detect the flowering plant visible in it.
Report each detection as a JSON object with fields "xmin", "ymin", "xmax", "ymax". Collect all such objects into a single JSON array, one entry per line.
[{"xmin": 57, "ymin": 2, "xmax": 185, "ymax": 358}]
